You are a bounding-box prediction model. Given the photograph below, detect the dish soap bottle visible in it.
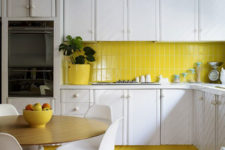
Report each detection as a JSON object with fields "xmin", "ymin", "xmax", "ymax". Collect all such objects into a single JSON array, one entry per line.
[{"xmin": 196, "ymin": 62, "xmax": 202, "ymax": 83}]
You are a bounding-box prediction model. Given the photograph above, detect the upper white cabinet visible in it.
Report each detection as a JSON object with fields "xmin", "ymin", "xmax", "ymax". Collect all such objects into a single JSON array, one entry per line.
[
  {"xmin": 7, "ymin": 0, "xmax": 55, "ymax": 18},
  {"xmin": 8, "ymin": 0, "xmax": 29, "ymax": 17},
  {"xmin": 128, "ymin": 0, "xmax": 156, "ymax": 41},
  {"xmin": 96, "ymin": 0, "xmax": 126, "ymax": 41},
  {"xmin": 160, "ymin": 0, "xmax": 196, "ymax": 41},
  {"xmin": 128, "ymin": 90, "xmax": 160, "ymax": 145},
  {"xmin": 161, "ymin": 89, "xmax": 193, "ymax": 144},
  {"xmin": 29, "ymin": 0, "xmax": 55, "ymax": 17},
  {"xmin": 64, "ymin": 0, "xmax": 94, "ymax": 41},
  {"xmin": 199, "ymin": 0, "xmax": 225, "ymax": 41}
]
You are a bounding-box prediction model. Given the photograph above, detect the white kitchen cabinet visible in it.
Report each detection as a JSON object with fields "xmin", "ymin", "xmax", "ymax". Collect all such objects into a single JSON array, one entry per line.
[
  {"xmin": 7, "ymin": 0, "xmax": 55, "ymax": 18},
  {"xmin": 7, "ymin": 0, "xmax": 29, "ymax": 17},
  {"xmin": 160, "ymin": 0, "xmax": 196, "ymax": 41},
  {"xmin": 61, "ymin": 90, "xmax": 91, "ymax": 117},
  {"xmin": 128, "ymin": 0, "xmax": 156, "ymax": 41},
  {"xmin": 94, "ymin": 90, "xmax": 126, "ymax": 145},
  {"xmin": 96, "ymin": 0, "xmax": 126, "ymax": 41},
  {"xmin": 128, "ymin": 90, "xmax": 160, "ymax": 145},
  {"xmin": 161, "ymin": 89, "xmax": 193, "ymax": 144},
  {"xmin": 199, "ymin": 0, "xmax": 225, "ymax": 41},
  {"xmin": 193, "ymin": 90, "xmax": 204, "ymax": 150},
  {"xmin": 29, "ymin": 0, "xmax": 55, "ymax": 17},
  {"xmin": 64, "ymin": 0, "xmax": 94, "ymax": 41},
  {"xmin": 216, "ymin": 95, "xmax": 225, "ymax": 150},
  {"xmin": 202, "ymin": 92, "xmax": 216, "ymax": 150},
  {"xmin": 7, "ymin": 97, "xmax": 54, "ymax": 114}
]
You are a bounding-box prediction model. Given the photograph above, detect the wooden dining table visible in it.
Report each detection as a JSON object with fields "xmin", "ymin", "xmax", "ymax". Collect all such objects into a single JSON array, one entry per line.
[{"xmin": 0, "ymin": 115, "xmax": 108, "ymax": 146}]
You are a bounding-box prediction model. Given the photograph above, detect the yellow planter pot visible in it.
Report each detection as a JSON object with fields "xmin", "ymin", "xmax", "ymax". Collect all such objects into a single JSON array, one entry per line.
[{"xmin": 68, "ymin": 64, "xmax": 90, "ymax": 85}]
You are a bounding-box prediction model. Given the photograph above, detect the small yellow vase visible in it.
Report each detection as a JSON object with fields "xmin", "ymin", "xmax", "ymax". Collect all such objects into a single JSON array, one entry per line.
[{"xmin": 68, "ymin": 64, "xmax": 90, "ymax": 85}]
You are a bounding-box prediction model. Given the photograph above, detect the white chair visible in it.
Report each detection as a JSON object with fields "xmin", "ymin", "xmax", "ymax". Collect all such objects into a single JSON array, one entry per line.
[
  {"xmin": 84, "ymin": 105, "xmax": 112, "ymax": 124},
  {"xmin": 57, "ymin": 118, "xmax": 121, "ymax": 150},
  {"xmin": 0, "ymin": 104, "xmax": 19, "ymax": 116},
  {"xmin": 0, "ymin": 132, "xmax": 23, "ymax": 150}
]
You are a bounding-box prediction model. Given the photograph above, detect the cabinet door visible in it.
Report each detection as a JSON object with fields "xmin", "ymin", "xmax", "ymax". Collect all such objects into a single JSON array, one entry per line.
[
  {"xmin": 160, "ymin": 0, "xmax": 196, "ymax": 41},
  {"xmin": 7, "ymin": 0, "xmax": 29, "ymax": 17},
  {"xmin": 94, "ymin": 90, "xmax": 126, "ymax": 145},
  {"xmin": 128, "ymin": 0, "xmax": 156, "ymax": 41},
  {"xmin": 128, "ymin": 90, "xmax": 160, "ymax": 145},
  {"xmin": 64, "ymin": 0, "xmax": 94, "ymax": 41},
  {"xmin": 217, "ymin": 95, "xmax": 225, "ymax": 150},
  {"xmin": 30, "ymin": 0, "xmax": 55, "ymax": 17},
  {"xmin": 203, "ymin": 93, "xmax": 216, "ymax": 150},
  {"xmin": 161, "ymin": 89, "xmax": 193, "ymax": 144},
  {"xmin": 199, "ymin": 0, "xmax": 225, "ymax": 41},
  {"xmin": 96, "ymin": 0, "xmax": 126, "ymax": 41},
  {"xmin": 193, "ymin": 90, "xmax": 205, "ymax": 150}
]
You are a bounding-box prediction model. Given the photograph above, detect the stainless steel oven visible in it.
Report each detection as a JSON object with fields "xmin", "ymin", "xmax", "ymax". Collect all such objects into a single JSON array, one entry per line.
[{"xmin": 8, "ymin": 21, "xmax": 53, "ymax": 97}]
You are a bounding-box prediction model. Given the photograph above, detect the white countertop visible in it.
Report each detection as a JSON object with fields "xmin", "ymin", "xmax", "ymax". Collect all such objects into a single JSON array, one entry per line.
[{"xmin": 61, "ymin": 83, "xmax": 225, "ymax": 96}]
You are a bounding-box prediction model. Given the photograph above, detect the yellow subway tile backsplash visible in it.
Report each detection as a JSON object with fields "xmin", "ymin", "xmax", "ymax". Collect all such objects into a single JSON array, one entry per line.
[{"xmin": 84, "ymin": 42, "xmax": 225, "ymax": 83}]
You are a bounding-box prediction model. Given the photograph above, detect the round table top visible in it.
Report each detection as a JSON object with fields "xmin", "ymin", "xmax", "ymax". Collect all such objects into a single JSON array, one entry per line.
[{"xmin": 0, "ymin": 115, "xmax": 108, "ymax": 146}]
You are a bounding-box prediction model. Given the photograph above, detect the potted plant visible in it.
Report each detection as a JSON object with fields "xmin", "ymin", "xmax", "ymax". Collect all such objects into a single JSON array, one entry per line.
[{"xmin": 59, "ymin": 35, "xmax": 96, "ymax": 85}]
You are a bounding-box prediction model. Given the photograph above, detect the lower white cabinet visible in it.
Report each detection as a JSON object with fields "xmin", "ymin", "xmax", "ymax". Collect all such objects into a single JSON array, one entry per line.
[
  {"xmin": 7, "ymin": 97, "xmax": 54, "ymax": 114},
  {"xmin": 94, "ymin": 89, "xmax": 160, "ymax": 145},
  {"xmin": 94, "ymin": 90, "xmax": 125, "ymax": 145},
  {"xmin": 203, "ymin": 92, "xmax": 216, "ymax": 150},
  {"xmin": 193, "ymin": 90, "xmax": 204, "ymax": 150},
  {"xmin": 161, "ymin": 89, "xmax": 193, "ymax": 145},
  {"xmin": 60, "ymin": 90, "xmax": 91, "ymax": 117},
  {"xmin": 194, "ymin": 91, "xmax": 225, "ymax": 150},
  {"xmin": 217, "ymin": 95, "xmax": 225, "ymax": 150},
  {"xmin": 127, "ymin": 90, "xmax": 160, "ymax": 145}
]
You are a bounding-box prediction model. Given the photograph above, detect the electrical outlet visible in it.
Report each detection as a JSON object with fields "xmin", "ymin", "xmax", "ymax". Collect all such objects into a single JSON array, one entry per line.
[{"xmin": 220, "ymin": 147, "xmax": 225, "ymax": 150}]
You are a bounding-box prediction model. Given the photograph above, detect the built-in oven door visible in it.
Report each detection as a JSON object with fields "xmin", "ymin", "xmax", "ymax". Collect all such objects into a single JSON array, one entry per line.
[{"xmin": 8, "ymin": 29, "xmax": 53, "ymax": 67}]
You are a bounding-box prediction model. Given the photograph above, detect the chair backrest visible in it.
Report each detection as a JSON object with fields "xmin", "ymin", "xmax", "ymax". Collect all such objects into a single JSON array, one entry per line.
[
  {"xmin": 85, "ymin": 105, "xmax": 112, "ymax": 124},
  {"xmin": 0, "ymin": 133, "xmax": 22, "ymax": 150},
  {"xmin": 98, "ymin": 118, "xmax": 122, "ymax": 150},
  {"xmin": 0, "ymin": 104, "xmax": 19, "ymax": 116}
]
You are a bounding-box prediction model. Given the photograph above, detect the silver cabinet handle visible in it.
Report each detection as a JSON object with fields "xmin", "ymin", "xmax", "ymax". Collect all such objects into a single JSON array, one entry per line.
[
  {"xmin": 73, "ymin": 107, "xmax": 79, "ymax": 111},
  {"xmin": 31, "ymin": 5, "xmax": 36, "ymax": 9},
  {"xmin": 200, "ymin": 97, "xmax": 204, "ymax": 101},
  {"xmin": 211, "ymin": 100, "xmax": 217, "ymax": 105},
  {"xmin": 126, "ymin": 95, "xmax": 130, "ymax": 99},
  {"xmin": 73, "ymin": 94, "xmax": 79, "ymax": 98},
  {"xmin": 26, "ymin": 5, "xmax": 30, "ymax": 9}
]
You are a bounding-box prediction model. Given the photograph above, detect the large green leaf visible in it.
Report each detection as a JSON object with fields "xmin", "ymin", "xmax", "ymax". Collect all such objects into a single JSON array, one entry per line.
[{"xmin": 75, "ymin": 55, "xmax": 85, "ymax": 64}]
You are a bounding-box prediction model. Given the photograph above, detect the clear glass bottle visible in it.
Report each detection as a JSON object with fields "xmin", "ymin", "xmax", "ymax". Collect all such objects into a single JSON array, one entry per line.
[
  {"xmin": 188, "ymin": 69, "xmax": 195, "ymax": 83},
  {"xmin": 196, "ymin": 62, "xmax": 202, "ymax": 83},
  {"xmin": 181, "ymin": 73, "xmax": 187, "ymax": 83}
]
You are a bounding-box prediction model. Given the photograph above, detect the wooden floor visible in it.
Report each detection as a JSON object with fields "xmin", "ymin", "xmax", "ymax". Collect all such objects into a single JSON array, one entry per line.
[
  {"xmin": 115, "ymin": 145, "xmax": 198, "ymax": 150},
  {"xmin": 44, "ymin": 145, "xmax": 198, "ymax": 150}
]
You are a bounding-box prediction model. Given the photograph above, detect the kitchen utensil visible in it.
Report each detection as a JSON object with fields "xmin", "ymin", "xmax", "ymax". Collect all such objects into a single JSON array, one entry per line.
[
  {"xmin": 146, "ymin": 74, "xmax": 151, "ymax": 82},
  {"xmin": 208, "ymin": 62, "xmax": 223, "ymax": 82},
  {"xmin": 135, "ymin": 77, "xmax": 140, "ymax": 83},
  {"xmin": 220, "ymin": 68, "xmax": 225, "ymax": 84},
  {"xmin": 140, "ymin": 76, "xmax": 145, "ymax": 83},
  {"xmin": 173, "ymin": 74, "xmax": 180, "ymax": 83}
]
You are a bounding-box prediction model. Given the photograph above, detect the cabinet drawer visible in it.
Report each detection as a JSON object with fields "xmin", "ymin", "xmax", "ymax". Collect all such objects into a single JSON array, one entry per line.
[
  {"xmin": 61, "ymin": 90, "xmax": 90, "ymax": 102},
  {"xmin": 62, "ymin": 102, "xmax": 90, "ymax": 116}
]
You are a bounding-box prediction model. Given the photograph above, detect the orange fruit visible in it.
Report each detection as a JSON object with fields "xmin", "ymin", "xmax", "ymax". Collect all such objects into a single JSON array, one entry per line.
[
  {"xmin": 42, "ymin": 103, "xmax": 51, "ymax": 109},
  {"xmin": 25, "ymin": 104, "xmax": 33, "ymax": 111}
]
